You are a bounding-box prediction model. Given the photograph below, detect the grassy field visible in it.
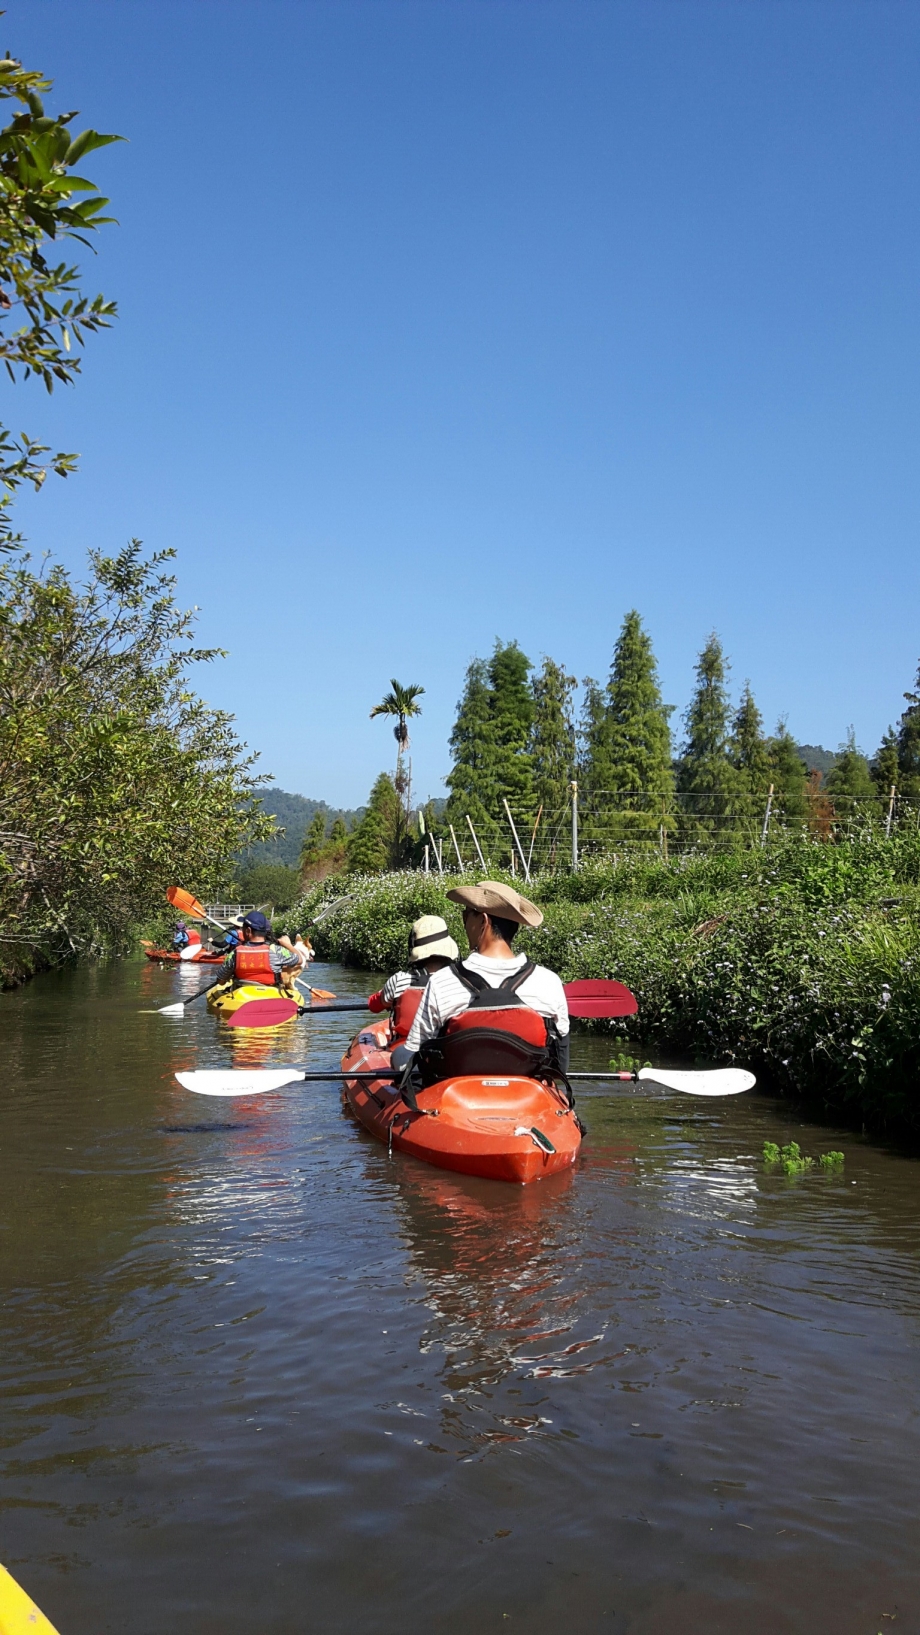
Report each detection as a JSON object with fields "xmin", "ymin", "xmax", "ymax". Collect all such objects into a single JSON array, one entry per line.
[{"xmin": 293, "ymin": 830, "xmax": 920, "ymax": 1137}]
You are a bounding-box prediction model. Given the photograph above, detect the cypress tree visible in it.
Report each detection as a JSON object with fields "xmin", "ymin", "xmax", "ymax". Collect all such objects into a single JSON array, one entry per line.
[
  {"xmin": 444, "ymin": 658, "xmax": 497, "ymax": 831},
  {"xmin": 731, "ymin": 683, "xmax": 770, "ymax": 817},
  {"xmin": 872, "ymin": 728, "xmax": 899, "ymax": 800},
  {"xmin": 346, "ymin": 774, "xmax": 400, "ymax": 873},
  {"xmin": 676, "ymin": 634, "xmax": 742, "ymax": 842},
  {"xmin": 488, "ymin": 640, "xmax": 535, "ymax": 813},
  {"xmin": 531, "ymin": 657, "xmax": 576, "ymax": 813},
  {"xmin": 825, "ymin": 730, "xmax": 878, "ymax": 820},
  {"xmin": 445, "ymin": 641, "xmax": 536, "ymax": 865},
  {"xmin": 604, "ymin": 610, "xmax": 673, "ymax": 841},
  {"xmin": 299, "ymin": 809, "xmax": 327, "ymax": 868},
  {"xmin": 895, "ymin": 661, "xmax": 920, "ymax": 796},
  {"xmin": 766, "ymin": 723, "xmax": 809, "ymax": 825}
]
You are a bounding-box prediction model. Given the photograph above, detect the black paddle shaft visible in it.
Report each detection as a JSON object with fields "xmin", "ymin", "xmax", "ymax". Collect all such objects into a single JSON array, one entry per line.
[{"xmin": 301, "ymin": 1001, "xmax": 372, "ymax": 1015}]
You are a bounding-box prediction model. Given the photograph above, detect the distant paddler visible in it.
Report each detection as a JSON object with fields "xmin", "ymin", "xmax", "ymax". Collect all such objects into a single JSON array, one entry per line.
[{"xmin": 218, "ymin": 911, "xmax": 300, "ymax": 993}]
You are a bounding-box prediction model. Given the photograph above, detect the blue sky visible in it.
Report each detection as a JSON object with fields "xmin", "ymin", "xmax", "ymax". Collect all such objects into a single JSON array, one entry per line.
[{"xmin": 11, "ymin": 0, "xmax": 920, "ymax": 807}]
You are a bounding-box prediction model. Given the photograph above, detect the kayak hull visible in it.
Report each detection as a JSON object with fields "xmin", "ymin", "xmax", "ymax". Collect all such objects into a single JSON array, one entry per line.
[
  {"xmin": 341, "ymin": 1022, "xmax": 581, "ymax": 1184},
  {"xmin": 144, "ymin": 947, "xmax": 224, "ymax": 964},
  {"xmin": 207, "ymin": 981, "xmax": 303, "ymax": 1030}
]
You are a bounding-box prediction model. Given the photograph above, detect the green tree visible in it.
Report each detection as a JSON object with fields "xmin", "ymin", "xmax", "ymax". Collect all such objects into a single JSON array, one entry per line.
[
  {"xmin": 0, "ymin": 51, "xmax": 121, "ymax": 550},
  {"xmin": 825, "ymin": 730, "xmax": 878, "ymax": 822},
  {"xmin": 299, "ymin": 809, "xmax": 327, "ymax": 868},
  {"xmin": 328, "ymin": 815, "xmax": 348, "ymax": 844},
  {"xmin": 488, "ymin": 639, "xmax": 535, "ymax": 818},
  {"xmin": 765, "ymin": 722, "xmax": 809, "ymax": 826},
  {"xmin": 0, "ymin": 542, "xmax": 271, "ymax": 960},
  {"xmin": 603, "ymin": 610, "xmax": 673, "ymax": 843},
  {"xmin": 445, "ymin": 658, "xmax": 496, "ymax": 833},
  {"xmin": 676, "ymin": 634, "xmax": 742, "ymax": 842},
  {"xmin": 731, "ymin": 683, "xmax": 770, "ymax": 815},
  {"xmin": 370, "ymin": 680, "xmax": 424, "ymax": 831},
  {"xmin": 235, "ymin": 861, "xmax": 300, "ymax": 911},
  {"xmin": 346, "ymin": 773, "xmax": 400, "ymax": 873},
  {"xmin": 895, "ymin": 662, "xmax": 920, "ymax": 797},
  {"xmin": 530, "ymin": 656, "xmax": 576, "ymax": 812},
  {"xmin": 872, "ymin": 728, "xmax": 899, "ymax": 801}
]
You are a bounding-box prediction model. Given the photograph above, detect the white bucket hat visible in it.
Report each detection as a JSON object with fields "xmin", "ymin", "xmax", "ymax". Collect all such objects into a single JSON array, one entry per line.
[{"xmin": 408, "ymin": 914, "xmax": 458, "ymax": 965}]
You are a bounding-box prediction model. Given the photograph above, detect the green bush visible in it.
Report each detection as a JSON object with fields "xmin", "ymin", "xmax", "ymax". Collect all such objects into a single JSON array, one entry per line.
[{"xmin": 291, "ymin": 831, "xmax": 920, "ymax": 1136}]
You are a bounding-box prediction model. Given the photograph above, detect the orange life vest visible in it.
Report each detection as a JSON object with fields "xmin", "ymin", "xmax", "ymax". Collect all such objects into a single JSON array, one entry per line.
[
  {"xmin": 233, "ymin": 943, "xmax": 277, "ymax": 987},
  {"xmin": 418, "ymin": 961, "xmax": 553, "ymax": 1083},
  {"xmin": 390, "ymin": 986, "xmax": 424, "ymax": 1044}
]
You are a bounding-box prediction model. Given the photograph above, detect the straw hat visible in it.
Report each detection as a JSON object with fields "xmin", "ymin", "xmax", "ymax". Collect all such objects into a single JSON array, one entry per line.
[
  {"xmin": 408, "ymin": 914, "xmax": 459, "ymax": 965},
  {"xmin": 446, "ymin": 880, "xmax": 543, "ymax": 929}
]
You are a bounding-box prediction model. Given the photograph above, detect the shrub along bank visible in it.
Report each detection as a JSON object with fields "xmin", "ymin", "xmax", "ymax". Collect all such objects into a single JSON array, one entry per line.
[{"xmin": 293, "ymin": 831, "xmax": 920, "ymax": 1137}]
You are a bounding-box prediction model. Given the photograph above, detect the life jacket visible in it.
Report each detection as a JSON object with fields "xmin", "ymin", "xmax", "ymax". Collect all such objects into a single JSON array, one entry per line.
[
  {"xmin": 417, "ymin": 961, "xmax": 554, "ymax": 1085},
  {"xmin": 390, "ymin": 973, "xmax": 426, "ymax": 1045},
  {"xmin": 233, "ymin": 943, "xmax": 278, "ymax": 987}
]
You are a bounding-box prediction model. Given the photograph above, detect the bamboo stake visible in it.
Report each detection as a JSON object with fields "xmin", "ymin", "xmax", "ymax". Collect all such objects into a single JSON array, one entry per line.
[
  {"xmin": 503, "ymin": 797, "xmax": 531, "ymax": 882},
  {"xmin": 527, "ymin": 803, "xmax": 543, "ymax": 874},
  {"xmin": 466, "ymin": 814, "xmax": 488, "ymax": 871},
  {"xmin": 448, "ymin": 823, "xmax": 464, "ymax": 871},
  {"xmin": 886, "ymin": 784, "xmax": 897, "ymax": 839},
  {"xmin": 760, "ymin": 783, "xmax": 774, "ymax": 848}
]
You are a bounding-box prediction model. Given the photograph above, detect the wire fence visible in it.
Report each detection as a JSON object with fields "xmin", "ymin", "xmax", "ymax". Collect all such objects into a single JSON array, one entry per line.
[{"xmin": 422, "ymin": 789, "xmax": 920, "ymax": 877}]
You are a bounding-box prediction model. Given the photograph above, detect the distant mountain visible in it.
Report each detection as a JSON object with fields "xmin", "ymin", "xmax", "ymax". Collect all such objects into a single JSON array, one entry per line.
[
  {"xmin": 237, "ymin": 789, "xmax": 363, "ymax": 869},
  {"xmin": 795, "ymin": 744, "xmax": 839, "ymax": 777}
]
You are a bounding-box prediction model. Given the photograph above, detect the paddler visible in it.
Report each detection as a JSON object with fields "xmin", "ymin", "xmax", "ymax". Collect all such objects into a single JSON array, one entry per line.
[
  {"xmin": 367, "ymin": 915, "xmax": 459, "ymax": 1044},
  {"xmin": 221, "ymin": 911, "xmax": 300, "ymax": 992},
  {"xmin": 172, "ymin": 921, "xmax": 190, "ymax": 952},
  {"xmin": 395, "ymin": 882, "xmax": 569, "ymax": 1071}
]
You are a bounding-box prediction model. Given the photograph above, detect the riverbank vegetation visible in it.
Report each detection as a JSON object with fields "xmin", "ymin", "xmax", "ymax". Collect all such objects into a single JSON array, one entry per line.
[
  {"xmin": 293, "ymin": 828, "xmax": 920, "ymax": 1137},
  {"xmin": 0, "ymin": 46, "xmax": 271, "ymax": 981},
  {"xmin": 0, "ymin": 542, "xmax": 272, "ymax": 977}
]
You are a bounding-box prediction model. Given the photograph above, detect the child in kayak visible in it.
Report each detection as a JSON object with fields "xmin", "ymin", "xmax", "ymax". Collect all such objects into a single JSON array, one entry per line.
[{"xmin": 368, "ymin": 915, "xmax": 459, "ymax": 1044}]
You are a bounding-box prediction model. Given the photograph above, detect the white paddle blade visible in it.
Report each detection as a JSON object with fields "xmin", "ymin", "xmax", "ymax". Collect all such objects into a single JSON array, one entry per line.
[
  {"xmin": 175, "ymin": 1069, "xmax": 306, "ymax": 1097},
  {"xmin": 637, "ymin": 1066, "xmax": 755, "ymax": 1097},
  {"xmin": 158, "ymin": 1001, "xmax": 185, "ymax": 1016}
]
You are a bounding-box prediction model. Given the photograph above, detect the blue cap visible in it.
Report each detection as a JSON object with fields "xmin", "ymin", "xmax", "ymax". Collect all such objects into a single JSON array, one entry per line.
[{"xmin": 242, "ymin": 910, "xmax": 269, "ymax": 934}]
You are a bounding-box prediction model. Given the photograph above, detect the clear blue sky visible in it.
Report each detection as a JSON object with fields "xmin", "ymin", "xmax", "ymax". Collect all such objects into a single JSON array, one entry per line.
[{"xmin": 12, "ymin": 0, "xmax": 920, "ymax": 807}]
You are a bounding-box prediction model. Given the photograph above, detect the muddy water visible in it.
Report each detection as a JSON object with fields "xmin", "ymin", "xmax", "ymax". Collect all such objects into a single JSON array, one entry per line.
[{"xmin": 1, "ymin": 957, "xmax": 919, "ymax": 1634}]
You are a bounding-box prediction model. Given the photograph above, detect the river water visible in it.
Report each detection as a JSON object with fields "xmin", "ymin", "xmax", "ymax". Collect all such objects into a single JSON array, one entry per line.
[{"xmin": 1, "ymin": 958, "xmax": 919, "ymax": 1634}]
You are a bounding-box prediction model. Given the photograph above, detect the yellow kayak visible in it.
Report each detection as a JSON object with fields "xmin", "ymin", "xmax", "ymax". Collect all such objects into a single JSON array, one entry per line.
[
  {"xmin": 0, "ymin": 1561, "xmax": 60, "ymax": 1634},
  {"xmin": 206, "ymin": 980, "xmax": 305, "ymax": 1031}
]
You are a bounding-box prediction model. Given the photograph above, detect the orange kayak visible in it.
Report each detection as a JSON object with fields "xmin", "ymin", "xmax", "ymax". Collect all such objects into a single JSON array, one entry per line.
[
  {"xmin": 340, "ymin": 1020, "xmax": 582, "ymax": 1184},
  {"xmin": 144, "ymin": 946, "xmax": 224, "ymax": 964}
]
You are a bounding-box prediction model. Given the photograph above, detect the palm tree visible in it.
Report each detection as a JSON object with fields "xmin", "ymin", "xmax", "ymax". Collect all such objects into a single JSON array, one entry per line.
[{"xmin": 370, "ymin": 680, "xmax": 425, "ymax": 830}]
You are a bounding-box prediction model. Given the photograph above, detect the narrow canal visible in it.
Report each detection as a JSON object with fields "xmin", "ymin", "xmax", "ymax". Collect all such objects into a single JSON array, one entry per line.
[{"xmin": 1, "ymin": 958, "xmax": 918, "ymax": 1634}]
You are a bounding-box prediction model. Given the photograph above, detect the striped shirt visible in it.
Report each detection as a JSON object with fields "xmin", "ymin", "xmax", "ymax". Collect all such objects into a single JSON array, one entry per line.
[
  {"xmin": 405, "ymin": 952, "xmax": 569, "ymax": 1052},
  {"xmin": 381, "ymin": 969, "xmax": 415, "ymax": 1006}
]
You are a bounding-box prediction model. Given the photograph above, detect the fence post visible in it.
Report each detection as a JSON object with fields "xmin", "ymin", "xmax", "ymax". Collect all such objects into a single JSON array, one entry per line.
[
  {"xmin": 466, "ymin": 814, "xmax": 488, "ymax": 871},
  {"xmin": 885, "ymin": 784, "xmax": 897, "ymax": 839},
  {"xmin": 760, "ymin": 783, "xmax": 774, "ymax": 848},
  {"xmin": 502, "ymin": 797, "xmax": 531, "ymax": 882},
  {"xmin": 448, "ymin": 823, "xmax": 464, "ymax": 871},
  {"xmin": 570, "ymin": 780, "xmax": 579, "ymax": 871},
  {"xmin": 423, "ymin": 843, "xmax": 429, "ymax": 875}
]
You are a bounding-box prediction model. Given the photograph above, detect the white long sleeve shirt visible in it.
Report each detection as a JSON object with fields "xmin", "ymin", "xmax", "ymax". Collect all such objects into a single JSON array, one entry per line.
[{"xmin": 404, "ymin": 952, "xmax": 568, "ymax": 1053}]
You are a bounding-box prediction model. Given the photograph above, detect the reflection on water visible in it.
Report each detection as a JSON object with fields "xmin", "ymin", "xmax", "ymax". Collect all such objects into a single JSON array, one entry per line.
[{"xmin": 1, "ymin": 958, "xmax": 920, "ymax": 1635}]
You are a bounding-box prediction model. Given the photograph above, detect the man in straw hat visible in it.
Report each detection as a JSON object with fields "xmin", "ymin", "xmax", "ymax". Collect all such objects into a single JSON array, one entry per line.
[
  {"xmin": 397, "ymin": 880, "xmax": 569, "ymax": 1069},
  {"xmin": 368, "ymin": 915, "xmax": 460, "ymax": 1045}
]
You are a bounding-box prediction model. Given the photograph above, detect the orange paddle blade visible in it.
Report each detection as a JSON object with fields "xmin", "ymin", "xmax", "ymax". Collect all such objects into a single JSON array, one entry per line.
[
  {"xmin": 166, "ymin": 885, "xmax": 209, "ymax": 922},
  {"xmin": 307, "ymin": 986, "xmax": 336, "ymax": 1000}
]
